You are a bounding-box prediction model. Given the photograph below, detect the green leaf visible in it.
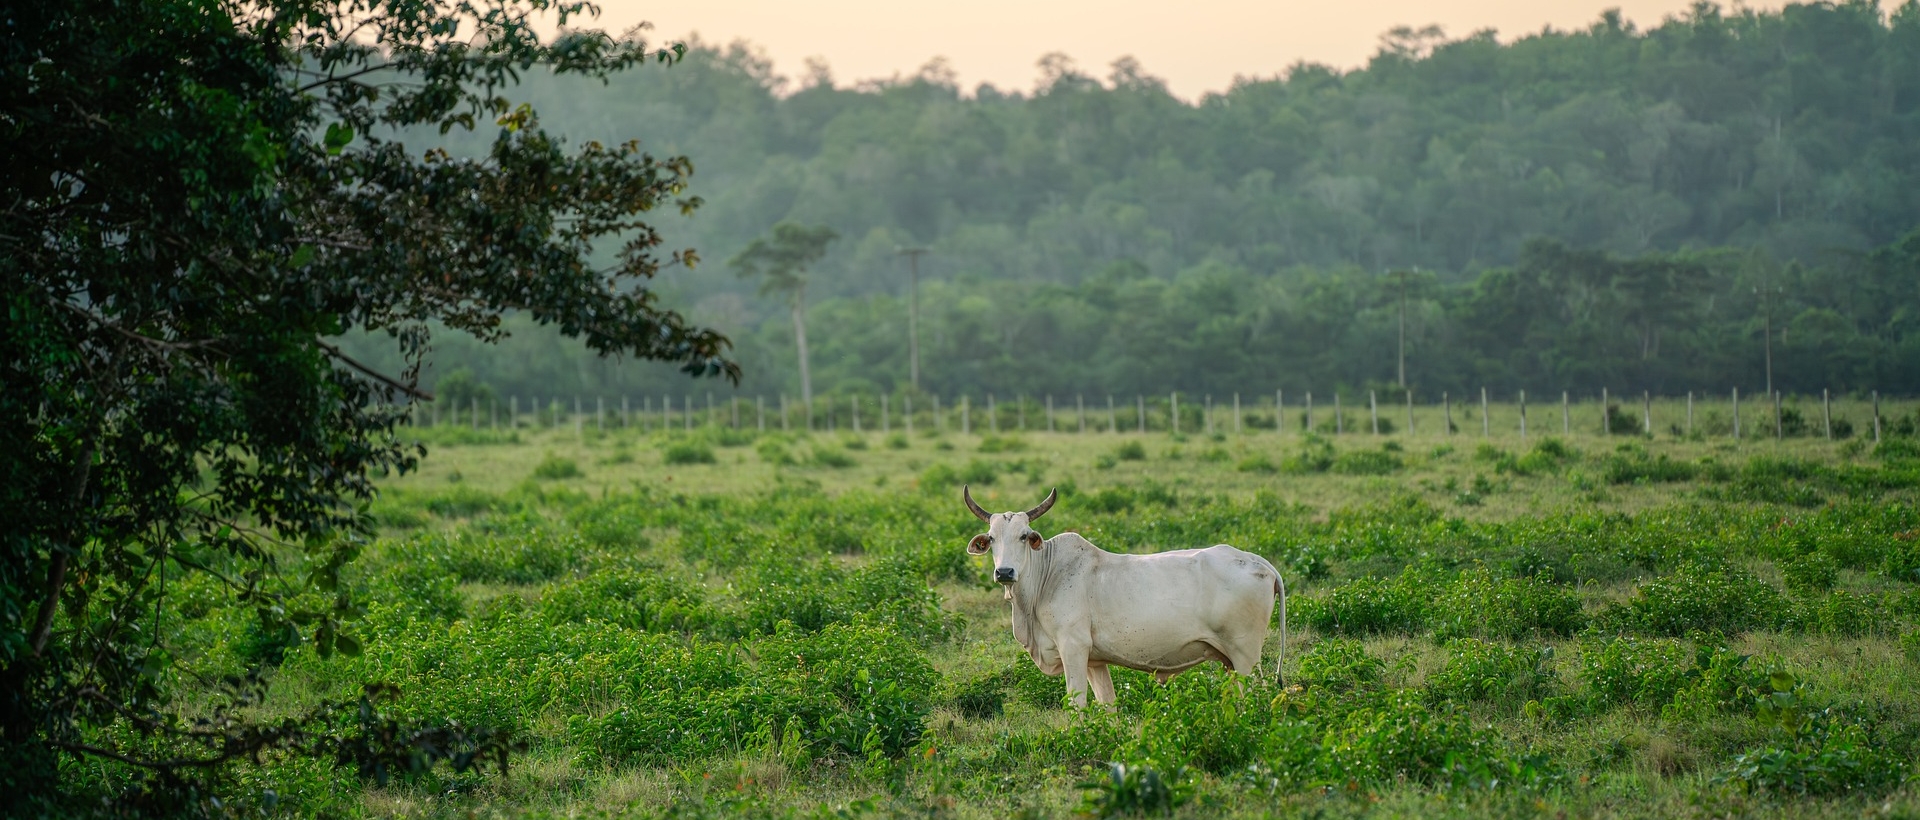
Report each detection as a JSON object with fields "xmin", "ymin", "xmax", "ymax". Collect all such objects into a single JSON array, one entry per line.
[
  {"xmin": 289, "ymin": 243, "xmax": 315, "ymax": 268},
  {"xmin": 324, "ymin": 122, "xmax": 354, "ymax": 155}
]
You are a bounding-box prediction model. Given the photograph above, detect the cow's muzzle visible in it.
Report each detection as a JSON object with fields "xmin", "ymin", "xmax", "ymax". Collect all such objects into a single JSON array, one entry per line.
[{"xmin": 994, "ymin": 567, "xmax": 1016, "ymax": 584}]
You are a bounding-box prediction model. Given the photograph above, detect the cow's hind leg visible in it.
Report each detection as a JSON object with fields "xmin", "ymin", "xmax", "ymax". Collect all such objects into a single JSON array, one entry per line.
[{"xmin": 1088, "ymin": 664, "xmax": 1116, "ymax": 705}]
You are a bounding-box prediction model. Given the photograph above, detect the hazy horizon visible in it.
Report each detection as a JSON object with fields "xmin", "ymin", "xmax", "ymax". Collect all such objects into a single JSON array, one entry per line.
[{"xmin": 582, "ymin": 0, "xmax": 1787, "ymax": 99}]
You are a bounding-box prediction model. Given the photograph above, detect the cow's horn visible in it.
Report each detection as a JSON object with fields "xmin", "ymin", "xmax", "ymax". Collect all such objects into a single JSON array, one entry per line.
[
  {"xmin": 963, "ymin": 484, "xmax": 990, "ymax": 522},
  {"xmin": 1025, "ymin": 488, "xmax": 1058, "ymax": 521}
]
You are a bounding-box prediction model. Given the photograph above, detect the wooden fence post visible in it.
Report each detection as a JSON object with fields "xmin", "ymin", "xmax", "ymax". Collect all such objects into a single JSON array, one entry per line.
[
  {"xmin": 511, "ymin": 396, "xmax": 519, "ymax": 429},
  {"xmin": 1276, "ymin": 390, "xmax": 1283, "ymax": 434},
  {"xmin": 1561, "ymin": 391, "xmax": 1569, "ymax": 435},
  {"xmin": 1334, "ymin": 393, "xmax": 1342, "ymax": 434},
  {"xmin": 731, "ymin": 396, "xmax": 739, "ymax": 429},
  {"xmin": 780, "ymin": 394, "xmax": 789, "ymax": 432},
  {"xmin": 1205, "ymin": 394, "xmax": 1213, "ymax": 435},
  {"xmin": 1601, "ymin": 388, "xmax": 1609, "ymax": 436},
  {"xmin": 685, "ymin": 394, "xmax": 693, "ymax": 431},
  {"xmin": 1017, "ymin": 395, "xmax": 1026, "ymax": 432},
  {"xmin": 932, "ymin": 395, "xmax": 942, "ymax": 432},
  {"xmin": 1047, "ymin": 395, "xmax": 1055, "ymax": 433},
  {"xmin": 852, "ymin": 394, "xmax": 861, "ymax": 433},
  {"xmin": 905, "ymin": 395, "xmax": 913, "ymax": 435},
  {"xmin": 1369, "ymin": 390, "xmax": 1379, "ymax": 435},
  {"xmin": 881, "ymin": 394, "xmax": 889, "ymax": 434},
  {"xmin": 1305, "ymin": 392, "xmax": 1313, "ymax": 432},
  {"xmin": 988, "ymin": 394, "xmax": 997, "ymax": 434},
  {"xmin": 472, "ymin": 397, "xmax": 479, "ymax": 429},
  {"xmin": 1773, "ymin": 390, "xmax": 1782, "ymax": 439},
  {"xmin": 1234, "ymin": 393, "xmax": 1241, "ymax": 434},
  {"xmin": 706, "ymin": 392, "xmax": 713, "ymax": 427},
  {"xmin": 1444, "ymin": 392, "xmax": 1451, "ymax": 435},
  {"xmin": 1643, "ymin": 391, "xmax": 1651, "ymax": 436},
  {"xmin": 1406, "ymin": 390, "xmax": 1414, "ymax": 436},
  {"xmin": 757, "ymin": 396, "xmax": 765, "ymax": 431},
  {"xmin": 1480, "ymin": 387, "xmax": 1489, "ymax": 437},
  {"xmin": 1171, "ymin": 393, "xmax": 1180, "ymax": 433},
  {"xmin": 1732, "ymin": 388, "xmax": 1740, "ymax": 439},
  {"xmin": 1686, "ymin": 392, "xmax": 1693, "ymax": 437},
  {"xmin": 1873, "ymin": 391, "xmax": 1882, "ymax": 442},
  {"xmin": 1822, "ymin": 389, "xmax": 1831, "ymax": 439},
  {"xmin": 596, "ymin": 396, "xmax": 603, "ymax": 432},
  {"xmin": 1137, "ymin": 395, "xmax": 1145, "ymax": 433},
  {"xmin": 1519, "ymin": 390, "xmax": 1527, "ymax": 439},
  {"xmin": 641, "ymin": 396, "xmax": 649, "ymax": 432},
  {"xmin": 963, "ymin": 396, "xmax": 972, "ymax": 435},
  {"xmin": 1076, "ymin": 394, "xmax": 1085, "ymax": 433}
]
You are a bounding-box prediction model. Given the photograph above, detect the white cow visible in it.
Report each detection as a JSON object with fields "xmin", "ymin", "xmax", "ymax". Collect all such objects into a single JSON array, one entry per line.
[{"xmin": 964, "ymin": 486, "xmax": 1287, "ymax": 707}]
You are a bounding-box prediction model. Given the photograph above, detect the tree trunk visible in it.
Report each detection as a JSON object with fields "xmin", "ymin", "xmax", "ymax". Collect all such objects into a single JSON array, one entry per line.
[
  {"xmin": 31, "ymin": 438, "xmax": 95, "ymax": 655},
  {"xmin": 791, "ymin": 288, "xmax": 812, "ymax": 424}
]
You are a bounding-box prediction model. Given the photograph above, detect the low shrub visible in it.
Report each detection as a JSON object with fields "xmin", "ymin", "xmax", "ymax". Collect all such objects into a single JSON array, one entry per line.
[
  {"xmin": 809, "ymin": 446, "xmax": 857, "ymax": 468},
  {"xmin": 1298, "ymin": 574, "xmax": 1428, "ymax": 635},
  {"xmin": 1785, "ymin": 590, "xmax": 1889, "ymax": 637},
  {"xmin": 1778, "ymin": 550, "xmax": 1839, "ymax": 594},
  {"xmin": 754, "ymin": 438, "xmax": 795, "ymax": 465},
  {"xmin": 1426, "ymin": 639, "xmax": 1557, "ymax": 704},
  {"xmin": 663, "ymin": 439, "xmax": 718, "ymax": 465},
  {"xmin": 1332, "ymin": 448, "xmax": 1403, "ymax": 475},
  {"xmin": 1579, "ymin": 637, "xmax": 1692, "ymax": 708},
  {"xmin": 1114, "ymin": 441, "xmax": 1148, "ymax": 461},
  {"xmin": 1600, "ymin": 446, "xmax": 1696, "ymax": 484},
  {"xmin": 948, "ymin": 673, "xmax": 1007, "ymax": 720},
  {"xmin": 531, "ymin": 454, "xmax": 583, "ymax": 480},
  {"xmin": 1598, "ymin": 562, "xmax": 1784, "ymax": 636},
  {"xmin": 1235, "ymin": 454, "xmax": 1279, "ymax": 474},
  {"xmin": 1431, "ymin": 570, "xmax": 1586, "ymax": 641},
  {"xmin": 384, "ymin": 518, "xmax": 583, "ymax": 585},
  {"xmin": 538, "ymin": 567, "xmax": 711, "ymax": 634},
  {"xmin": 1293, "ymin": 639, "xmax": 1385, "ymax": 692},
  {"xmin": 978, "ymin": 434, "xmax": 1027, "ymax": 453}
]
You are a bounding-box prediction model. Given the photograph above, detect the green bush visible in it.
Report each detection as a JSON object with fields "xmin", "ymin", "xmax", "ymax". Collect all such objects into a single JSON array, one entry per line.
[
  {"xmin": 1426, "ymin": 639, "xmax": 1557, "ymax": 704},
  {"xmin": 1331, "ymin": 448, "xmax": 1403, "ymax": 475},
  {"xmin": 1235, "ymin": 454, "xmax": 1279, "ymax": 474},
  {"xmin": 948, "ymin": 673, "xmax": 1007, "ymax": 720},
  {"xmin": 1293, "ymin": 639, "xmax": 1384, "ymax": 692},
  {"xmin": 663, "ymin": 439, "xmax": 717, "ymax": 465},
  {"xmin": 531, "ymin": 453, "xmax": 583, "ymax": 480},
  {"xmin": 978, "ymin": 434, "xmax": 1027, "ymax": 453},
  {"xmin": 1778, "ymin": 550, "xmax": 1838, "ymax": 594},
  {"xmin": 1130, "ymin": 667, "xmax": 1266, "ymax": 774},
  {"xmin": 1599, "ymin": 562, "xmax": 1783, "ymax": 636},
  {"xmin": 1299, "ymin": 574, "xmax": 1428, "ymax": 635},
  {"xmin": 809, "ymin": 445, "xmax": 857, "ymax": 468},
  {"xmin": 1600, "ymin": 446, "xmax": 1696, "ymax": 484},
  {"xmin": 538, "ymin": 567, "xmax": 710, "ymax": 634},
  {"xmin": 385, "ymin": 519, "xmax": 582, "ymax": 585},
  {"xmin": 1114, "ymin": 440, "xmax": 1147, "ymax": 461},
  {"xmin": 1785, "ymin": 590, "xmax": 1888, "ymax": 637},
  {"xmin": 755, "ymin": 438, "xmax": 795, "ymax": 465},
  {"xmin": 1579, "ymin": 637, "xmax": 1692, "ymax": 708},
  {"xmin": 1431, "ymin": 570, "xmax": 1586, "ymax": 640}
]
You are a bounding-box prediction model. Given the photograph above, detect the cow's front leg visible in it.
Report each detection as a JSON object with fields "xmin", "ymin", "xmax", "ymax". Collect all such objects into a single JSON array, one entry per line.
[
  {"xmin": 1061, "ymin": 642, "xmax": 1092, "ymax": 708},
  {"xmin": 1088, "ymin": 663, "xmax": 1116, "ymax": 705}
]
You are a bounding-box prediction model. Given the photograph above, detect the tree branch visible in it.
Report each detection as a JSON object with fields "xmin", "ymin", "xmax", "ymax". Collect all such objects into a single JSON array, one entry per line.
[{"xmin": 315, "ymin": 339, "xmax": 433, "ymax": 400}]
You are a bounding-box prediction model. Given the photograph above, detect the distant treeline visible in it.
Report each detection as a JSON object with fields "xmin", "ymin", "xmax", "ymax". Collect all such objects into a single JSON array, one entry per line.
[{"xmin": 349, "ymin": 1, "xmax": 1920, "ymax": 399}]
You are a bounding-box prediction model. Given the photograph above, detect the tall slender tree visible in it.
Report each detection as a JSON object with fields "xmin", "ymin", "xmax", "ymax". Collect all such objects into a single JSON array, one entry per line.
[{"xmin": 731, "ymin": 223, "xmax": 839, "ymax": 424}]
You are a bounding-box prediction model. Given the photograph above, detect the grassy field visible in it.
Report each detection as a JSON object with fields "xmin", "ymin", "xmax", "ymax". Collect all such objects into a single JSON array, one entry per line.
[{"xmin": 143, "ymin": 406, "xmax": 1920, "ymax": 818}]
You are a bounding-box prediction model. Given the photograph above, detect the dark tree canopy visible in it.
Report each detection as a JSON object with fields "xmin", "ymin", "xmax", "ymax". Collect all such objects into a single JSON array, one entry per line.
[{"xmin": 0, "ymin": 0, "xmax": 732, "ymax": 812}]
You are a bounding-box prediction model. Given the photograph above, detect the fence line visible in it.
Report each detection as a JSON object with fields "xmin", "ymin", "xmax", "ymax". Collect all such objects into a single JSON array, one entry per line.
[{"xmin": 402, "ymin": 387, "xmax": 1904, "ymax": 443}]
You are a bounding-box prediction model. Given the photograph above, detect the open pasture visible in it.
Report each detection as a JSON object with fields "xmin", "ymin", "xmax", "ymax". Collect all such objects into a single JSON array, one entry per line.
[{"xmin": 171, "ymin": 412, "xmax": 1920, "ymax": 818}]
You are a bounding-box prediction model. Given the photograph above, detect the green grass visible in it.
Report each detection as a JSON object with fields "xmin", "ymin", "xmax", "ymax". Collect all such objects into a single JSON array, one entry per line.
[{"xmin": 139, "ymin": 415, "xmax": 1920, "ymax": 818}]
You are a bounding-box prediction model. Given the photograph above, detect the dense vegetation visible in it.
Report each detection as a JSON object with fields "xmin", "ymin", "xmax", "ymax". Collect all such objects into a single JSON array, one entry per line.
[
  {"xmin": 356, "ymin": 1, "xmax": 1920, "ymax": 400},
  {"xmin": 129, "ymin": 420, "xmax": 1920, "ymax": 817}
]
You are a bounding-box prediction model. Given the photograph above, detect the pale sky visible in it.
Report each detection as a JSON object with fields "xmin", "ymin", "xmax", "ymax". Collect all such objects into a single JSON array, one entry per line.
[{"xmin": 583, "ymin": 1, "xmax": 1780, "ymax": 100}]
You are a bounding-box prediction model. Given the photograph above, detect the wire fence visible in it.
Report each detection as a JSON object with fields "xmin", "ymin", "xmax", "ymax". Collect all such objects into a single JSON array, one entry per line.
[{"xmin": 410, "ymin": 387, "xmax": 1911, "ymax": 443}]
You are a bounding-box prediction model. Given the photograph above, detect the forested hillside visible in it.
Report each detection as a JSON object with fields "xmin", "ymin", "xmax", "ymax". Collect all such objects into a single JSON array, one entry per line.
[{"xmin": 354, "ymin": 1, "xmax": 1920, "ymax": 401}]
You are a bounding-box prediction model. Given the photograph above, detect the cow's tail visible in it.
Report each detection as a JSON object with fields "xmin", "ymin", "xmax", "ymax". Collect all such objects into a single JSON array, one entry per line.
[{"xmin": 1274, "ymin": 573, "xmax": 1288, "ymax": 684}]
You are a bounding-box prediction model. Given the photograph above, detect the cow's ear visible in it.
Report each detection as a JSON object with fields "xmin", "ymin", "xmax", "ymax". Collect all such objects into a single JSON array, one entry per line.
[
  {"xmin": 1025, "ymin": 531, "xmax": 1044, "ymax": 550},
  {"xmin": 967, "ymin": 534, "xmax": 992, "ymax": 555}
]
